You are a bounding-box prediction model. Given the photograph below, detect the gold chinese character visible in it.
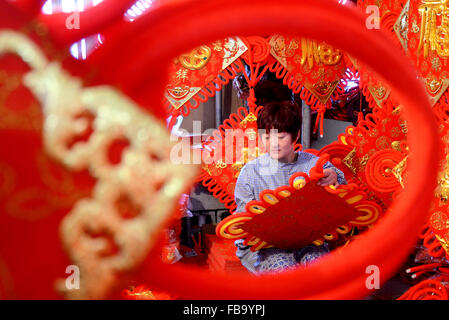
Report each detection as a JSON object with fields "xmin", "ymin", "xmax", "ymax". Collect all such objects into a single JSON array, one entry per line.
[
  {"xmin": 300, "ymin": 39, "xmax": 342, "ymax": 69},
  {"xmin": 176, "ymin": 45, "xmax": 211, "ymax": 70},
  {"xmin": 418, "ymin": 0, "xmax": 449, "ymax": 58}
]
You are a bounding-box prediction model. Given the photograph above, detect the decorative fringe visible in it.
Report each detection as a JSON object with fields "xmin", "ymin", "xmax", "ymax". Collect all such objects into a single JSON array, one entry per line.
[
  {"xmin": 360, "ymin": 84, "xmax": 382, "ymax": 111},
  {"xmin": 196, "ymin": 172, "xmax": 238, "ymax": 213},
  {"xmin": 195, "ymin": 106, "xmax": 264, "ymax": 213},
  {"xmin": 418, "ymin": 223, "xmax": 448, "ymax": 260}
]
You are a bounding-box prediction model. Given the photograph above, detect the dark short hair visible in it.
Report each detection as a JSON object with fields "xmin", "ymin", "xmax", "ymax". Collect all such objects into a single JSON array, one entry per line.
[{"xmin": 257, "ymin": 101, "xmax": 302, "ymax": 142}]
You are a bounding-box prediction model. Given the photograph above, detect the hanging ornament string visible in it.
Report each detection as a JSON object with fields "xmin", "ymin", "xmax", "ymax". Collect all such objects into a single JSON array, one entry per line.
[
  {"xmin": 312, "ymin": 103, "xmax": 326, "ymax": 138},
  {"xmin": 239, "ymin": 36, "xmax": 271, "ymax": 113},
  {"xmin": 358, "ymin": 83, "xmax": 364, "ymax": 124}
]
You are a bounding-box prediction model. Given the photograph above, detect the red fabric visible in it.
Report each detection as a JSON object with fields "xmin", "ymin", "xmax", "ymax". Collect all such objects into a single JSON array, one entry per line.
[
  {"xmin": 267, "ymin": 35, "xmax": 347, "ymax": 137},
  {"xmin": 7, "ymin": 0, "xmax": 47, "ymax": 18},
  {"xmin": 241, "ymin": 181, "xmax": 362, "ymax": 249},
  {"xmin": 316, "ymin": 139, "xmax": 355, "ymax": 181},
  {"xmin": 204, "ymin": 234, "xmax": 247, "ymax": 273},
  {"xmin": 423, "ymin": 122, "xmax": 449, "ymax": 261},
  {"xmin": 0, "ymin": 41, "xmax": 96, "ymax": 299}
]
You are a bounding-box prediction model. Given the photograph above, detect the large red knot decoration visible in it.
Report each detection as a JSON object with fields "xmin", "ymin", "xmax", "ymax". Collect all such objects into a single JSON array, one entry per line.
[{"xmin": 364, "ymin": 148, "xmax": 405, "ymax": 193}]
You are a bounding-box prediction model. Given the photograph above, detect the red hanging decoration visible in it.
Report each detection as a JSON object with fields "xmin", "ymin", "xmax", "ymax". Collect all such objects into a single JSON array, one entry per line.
[
  {"xmin": 195, "ymin": 36, "xmax": 273, "ymax": 212},
  {"xmin": 346, "ymin": 98, "xmax": 408, "ymax": 208},
  {"xmin": 267, "ymin": 35, "xmax": 348, "ymax": 137},
  {"xmin": 164, "ymin": 37, "xmax": 248, "ymax": 118},
  {"xmin": 407, "ymin": 0, "xmax": 449, "ymax": 109},
  {"xmin": 195, "ymin": 106, "xmax": 265, "ymax": 212},
  {"xmin": 348, "ymin": 0, "xmax": 407, "ymax": 111}
]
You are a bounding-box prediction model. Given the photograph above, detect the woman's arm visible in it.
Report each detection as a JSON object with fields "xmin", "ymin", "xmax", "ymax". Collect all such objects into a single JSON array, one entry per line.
[{"xmin": 320, "ymin": 161, "xmax": 347, "ymax": 186}]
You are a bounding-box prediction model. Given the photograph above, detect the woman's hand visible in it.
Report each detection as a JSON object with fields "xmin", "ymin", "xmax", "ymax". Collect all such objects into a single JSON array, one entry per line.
[{"xmin": 317, "ymin": 168, "xmax": 339, "ymax": 187}]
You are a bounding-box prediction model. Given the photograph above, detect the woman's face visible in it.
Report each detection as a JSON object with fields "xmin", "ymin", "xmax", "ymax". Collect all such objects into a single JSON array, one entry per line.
[{"xmin": 261, "ymin": 130, "xmax": 297, "ymax": 162}]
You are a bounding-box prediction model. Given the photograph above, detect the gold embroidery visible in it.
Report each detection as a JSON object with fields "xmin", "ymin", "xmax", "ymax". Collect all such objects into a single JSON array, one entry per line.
[
  {"xmin": 304, "ymin": 78, "xmax": 339, "ymax": 105},
  {"xmin": 391, "ymin": 140, "xmax": 402, "ymax": 151},
  {"xmin": 342, "ymin": 148, "xmax": 356, "ymax": 173},
  {"xmin": 417, "ymin": 0, "xmax": 449, "ymax": 59},
  {"xmin": 300, "ymin": 39, "xmax": 342, "ymax": 69},
  {"xmin": 392, "ymin": 156, "xmax": 408, "ymax": 188},
  {"xmin": 215, "ymin": 160, "xmax": 227, "ymax": 169},
  {"xmin": 271, "ymin": 36, "xmax": 341, "ymax": 69},
  {"xmin": 436, "ymin": 155, "xmax": 449, "ymax": 203},
  {"xmin": 360, "ymin": 154, "xmax": 370, "ymax": 167},
  {"xmin": 426, "ymin": 76, "xmax": 443, "ymax": 94},
  {"xmin": 430, "ymin": 211, "xmax": 449, "ymax": 230},
  {"xmin": 375, "ymin": 136, "xmax": 391, "ymax": 149},
  {"xmin": 271, "ymin": 36, "xmax": 299, "ymax": 58},
  {"xmin": 393, "ymin": 0, "xmax": 410, "ymax": 51},
  {"xmin": 175, "ymin": 45, "xmax": 211, "ymax": 70},
  {"xmin": 398, "ymin": 118, "xmax": 408, "ymax": 134},
  {"xmin": 0, "ymin": 30, "xmax": 198, "ymax": 299},
  {"xmin": 411, "ymin": 18, "xmax": 420, "ymax": 33},
  {"xmin": 232, "ymin": 147, "xmax": 261, "ymax": 178},
  {"xmin": 435, "ymin": 234, "xmax": 449, "ymax": 255},
  {"xmin": 239, "ymin": 112, "xmax": 257, "ymax": 127},
  {"xmin": 368, "ymin": 84, "xmax": 391, "ymax": 108},
  {"xmin": 423, "ymin": 77, "xmax": 449, "ymax": 106}
]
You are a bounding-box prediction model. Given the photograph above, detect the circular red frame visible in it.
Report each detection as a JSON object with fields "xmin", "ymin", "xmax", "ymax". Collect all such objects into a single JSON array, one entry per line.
[{"xmin": 87, "ymin": 0, "xmax": 440, "ymax": 299}]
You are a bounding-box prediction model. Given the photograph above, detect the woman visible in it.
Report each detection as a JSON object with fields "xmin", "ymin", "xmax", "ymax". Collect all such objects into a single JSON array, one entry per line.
[{"xmin": 234, "ymin": 101, "xmax": 346, "ymax": 274}]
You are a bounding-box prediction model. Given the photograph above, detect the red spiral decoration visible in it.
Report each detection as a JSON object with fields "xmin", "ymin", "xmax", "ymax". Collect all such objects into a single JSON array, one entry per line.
[
  {"xmin": 364, "ymin": 148, "xmax": 405, "ymax": 193},
  {"xmin": 242, "ymin": 36, "xmax": 271, "ymax": 64}
]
